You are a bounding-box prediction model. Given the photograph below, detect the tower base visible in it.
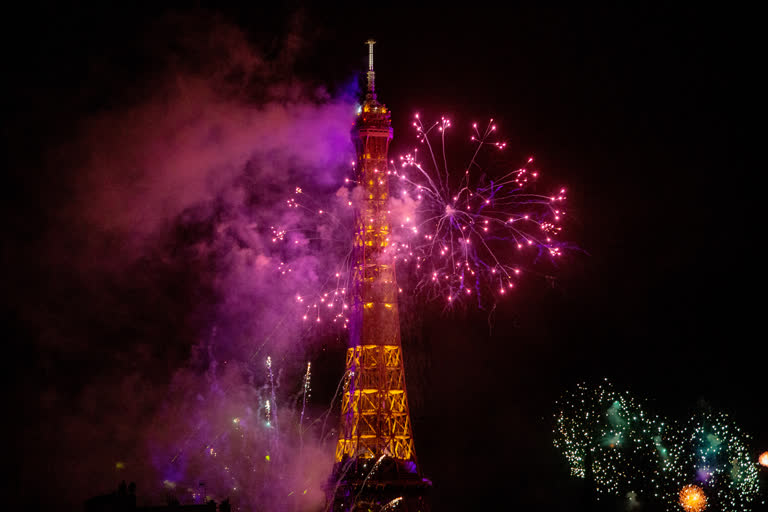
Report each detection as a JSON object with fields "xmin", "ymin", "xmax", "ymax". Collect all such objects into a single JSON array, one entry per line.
[{"xmin": 326, "ymin": 456, "xmax": 432, "ymax": 512}]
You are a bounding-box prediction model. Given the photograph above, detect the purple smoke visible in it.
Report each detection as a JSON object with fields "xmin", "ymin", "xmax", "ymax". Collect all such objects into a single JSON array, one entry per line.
[{"xmin": 14, "ymin": 12, "xmax": 358, "ymax": 511}]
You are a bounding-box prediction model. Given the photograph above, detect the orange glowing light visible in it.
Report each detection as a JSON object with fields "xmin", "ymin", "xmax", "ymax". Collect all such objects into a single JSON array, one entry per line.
[
  {"xmin": 679, "ymin": 484, "xmax": 707, "ymax": 512},
  {"xmin": 759, "ymin": 451, "xmax": 768, "ymax": 467}
]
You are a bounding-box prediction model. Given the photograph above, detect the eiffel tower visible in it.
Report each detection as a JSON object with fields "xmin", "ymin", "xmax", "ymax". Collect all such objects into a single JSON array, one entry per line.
[{"xmin": 326, "ymin": 40, "xmax": 431, "ymax": 512}]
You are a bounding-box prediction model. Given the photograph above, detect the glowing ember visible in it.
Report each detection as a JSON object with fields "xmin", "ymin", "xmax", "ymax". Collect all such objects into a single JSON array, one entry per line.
[{"xmin": 679, "ymin": 484, "xmax": 707, "ymax": 512}]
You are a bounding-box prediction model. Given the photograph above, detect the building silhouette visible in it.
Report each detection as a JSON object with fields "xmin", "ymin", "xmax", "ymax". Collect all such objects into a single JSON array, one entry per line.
[{"xmin": 84, "ymin": 481, "xmax": 224, "ymax": 512}]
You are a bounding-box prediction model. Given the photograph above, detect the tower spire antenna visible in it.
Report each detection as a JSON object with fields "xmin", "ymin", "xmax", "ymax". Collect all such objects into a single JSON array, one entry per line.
[{"xmin": 365, "ymin": 39, "xmax": 376, "ymax": 98}]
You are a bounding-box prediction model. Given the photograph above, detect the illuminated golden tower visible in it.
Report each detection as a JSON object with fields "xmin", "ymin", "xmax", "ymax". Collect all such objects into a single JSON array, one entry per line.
[{"xmin": 328, "ymin": 40, "xmax": 431, "ymax": 512}]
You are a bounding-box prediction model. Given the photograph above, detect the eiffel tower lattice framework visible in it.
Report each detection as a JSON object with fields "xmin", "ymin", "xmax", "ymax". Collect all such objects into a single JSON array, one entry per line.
[{"xmin": 326, "ymin": 40, "xmax": 431, "ymax": 512}]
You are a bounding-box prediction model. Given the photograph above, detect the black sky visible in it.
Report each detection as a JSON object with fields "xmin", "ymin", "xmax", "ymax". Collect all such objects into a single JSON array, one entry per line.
[{"xmin": 4, "ymin": 4, "xmax": 764, "ymax": 511}]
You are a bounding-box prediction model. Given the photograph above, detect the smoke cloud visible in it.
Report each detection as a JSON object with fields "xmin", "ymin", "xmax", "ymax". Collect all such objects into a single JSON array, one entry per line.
[{"xmin": 10, "ymin": 11, "xmax": 357, "ymax": 511}]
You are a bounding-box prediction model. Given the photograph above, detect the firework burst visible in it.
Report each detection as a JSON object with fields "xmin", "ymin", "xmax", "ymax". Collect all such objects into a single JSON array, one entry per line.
[
  {"xmin": 387, "ymin": 115, "xmax": 567, "ymax": 307},
  {"xmin": 674, "ymin": 408, "xmax": 761, "ymax": 511},
  {"xmin": 554, "ymin": 380, "xmax": 762, "ymax": 511},
  {"xmin": 269, "ymin": 114, "xmax": 570, "ymax": 326},
  {"xmin": 553, "ymin": 380, "xmax": 675, "ymax": 499},
  {"xmin": 679, "ymin": 484, "xmax": 707, "ymax": 512}
]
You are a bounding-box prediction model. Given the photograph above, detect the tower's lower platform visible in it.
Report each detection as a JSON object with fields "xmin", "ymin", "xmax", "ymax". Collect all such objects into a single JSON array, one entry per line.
[{"xmin": 326, "ymin": 456, "xmax": 432, "ymax": 512}]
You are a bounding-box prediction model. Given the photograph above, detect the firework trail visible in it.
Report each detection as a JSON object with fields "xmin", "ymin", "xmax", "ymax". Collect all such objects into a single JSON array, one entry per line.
[
  {"xmin": 300, "ymin": 362, "xmax": 312, "ymax": 431},
  {"xmin": 266, "ymin": 356, "xmax": 279, "ymax": 435}
]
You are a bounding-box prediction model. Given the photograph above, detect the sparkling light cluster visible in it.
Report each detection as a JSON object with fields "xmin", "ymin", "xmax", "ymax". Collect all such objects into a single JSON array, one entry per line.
[
  {"xmin": 160, "ymin": 356, "xmax": 322, "ymax": 509},
  {"xmin": 277, "ymin": 184, "xmax": 354, "ymax": 327},
  {"xmin": 677, "ymin": 409, "xmax": 760, "ymax": 511},
  {"xmin": 553, "ymin": 380, "xmax": 675, "ymax": 499},
  {"xmin": 553, "ymin": 380, "xmax": 762, "ymax": 511}
]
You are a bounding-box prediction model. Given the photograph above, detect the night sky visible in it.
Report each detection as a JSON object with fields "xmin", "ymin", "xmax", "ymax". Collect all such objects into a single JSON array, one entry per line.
[{"xmin": 4, "ymin": 4, "xmax": 764, "ymax": 511}]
